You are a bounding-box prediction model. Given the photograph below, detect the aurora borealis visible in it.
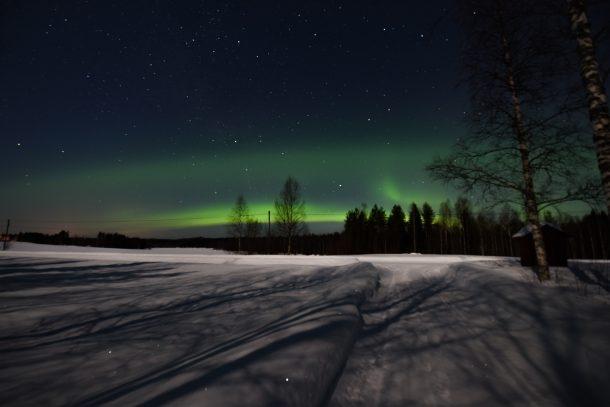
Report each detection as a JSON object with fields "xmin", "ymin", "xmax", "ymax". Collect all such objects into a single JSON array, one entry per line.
[
  {"xmin": 1, "ymin": 1, "xmax": 466, "ymax": 237},
  {"xmin": 5, "ymin": 135, "xmax": 458, "ymax": 237}
]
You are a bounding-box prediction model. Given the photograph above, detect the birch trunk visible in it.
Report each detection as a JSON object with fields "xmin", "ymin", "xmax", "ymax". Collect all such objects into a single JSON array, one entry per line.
[
  {"xmin": 568, "ymin": 0, "xmax": 610, "ymax": 214},
  {"xmin": 501, "ymin": 32, "xmax": 551, "ymax": 281}
]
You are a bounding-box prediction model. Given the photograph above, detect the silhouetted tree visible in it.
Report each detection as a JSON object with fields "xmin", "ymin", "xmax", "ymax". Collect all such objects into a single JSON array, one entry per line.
[
  {"xmin": 498, "ymin": 204, "xmax": 523, "ymax": 256},
  {"xmin": 476, "ymin": 210, "xmax": 494, "ymax": 255},
  {"xmin": 387, "ymin": 204, "xmax": 407, "ymax": 253},
  {"xmin": 246, "ymin": 218, "xmax": 262, "ymax": 241},
  {"xmin": 438, "ymin": 199, "xmax": 453, "ymax": 254},
  {"xmin": 454, "ymin": 197, "xmax": 475, "ymax": 254},
  {"xmin": 228, "ymin": 194, "xmax": 249, "ymax": 252},
  {"xmin": 421, "ymin": 202, "xmax": 435, "ymax": 253},
  {"xmin": 407, "ymin": 203, "xmax": 424, "ymax": 253},
  {"xmin": 56, "ymin": 230, "xmax": 70, "ymax": 245},
  {"xmin": 367, "ymin": 204, "xmax": 387, "ymax": 253},
  {"xmin": 344, "ymin": 205, "xmax": 368, "ymax": 253},
  {"xmin": 274, "ymin": 176, "xmax": 306, "ymax": 254},
  {"xmin": 95, "ymin": 232, "xmax": 148, "ymax": 249}
]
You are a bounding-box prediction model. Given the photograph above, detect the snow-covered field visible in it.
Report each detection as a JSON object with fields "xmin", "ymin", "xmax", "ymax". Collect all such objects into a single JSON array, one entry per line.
[{"xmin": 1, "ymin": 243, "xmax": 609, "ymax": 406}]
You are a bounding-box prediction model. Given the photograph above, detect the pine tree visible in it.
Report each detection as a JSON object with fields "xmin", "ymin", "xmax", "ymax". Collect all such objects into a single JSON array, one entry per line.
[
  {"xmin": 367, "ymin": 204, "xmax": 387, "ymax": 253},
  {"xmin": 438, "ymin": 199, "xmax": 453, "ymax": 254},
  {"xmin": 344, "ymin": 206, "xmax": 368, "ymax": 253},
  {"xmin": 387, "ymin": 204, "xmax": 407, "ymax": 253},
  {"xmin": 421, "ymin": 202, "xmax": 435, "ymax": 253},
  {"xmin": 407, "ymin": 203, "xmax": 424, "ymax": 253},
  {"xmin": 455, "ymin": 197, "xmax": 474, "ymax": 255},
  {"xmin": 498, "ymin": 204, "xmax": 523, "ymax": 256}
]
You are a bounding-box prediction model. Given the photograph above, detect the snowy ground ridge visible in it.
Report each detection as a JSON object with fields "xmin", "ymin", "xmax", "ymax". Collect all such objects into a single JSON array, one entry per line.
[
  {"xmin": 0, "ymin": 252, "xmax": 385, "ymax": 407},
  {"xmin": 86, "ymin": 262, "xmax": 382, "ymax": 407},
  {"xmin": 318, "ymin": 262, "xmax": 382, "ymax": 406}
]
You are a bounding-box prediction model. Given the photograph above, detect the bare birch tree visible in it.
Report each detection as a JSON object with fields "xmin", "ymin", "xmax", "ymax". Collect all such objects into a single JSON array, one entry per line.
[
  {"xmin": 228, "ymin": 194, "xmax": 248, "ymax": 252},
  {"xmin": 428, "ymin": 0, "xmax": 600, "ymax": 281},
  {"xmin": 274, "ymin": 176, "xmax": 306, "ymax": 254},
  {"xmin": 246, "ymin": 218, "xmax": 262, "ymax": 239}
]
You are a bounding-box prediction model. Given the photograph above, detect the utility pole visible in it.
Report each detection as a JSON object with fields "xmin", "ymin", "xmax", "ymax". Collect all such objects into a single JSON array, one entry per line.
[{"xmin": 3, "ymin": 219, "xmax": 10, "ymax": 251}]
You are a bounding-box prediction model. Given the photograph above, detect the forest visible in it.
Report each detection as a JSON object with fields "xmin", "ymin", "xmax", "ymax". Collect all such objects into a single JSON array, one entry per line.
[
  {"xmin": 12, "ymin": 196, "xmax": 609, "ymax": 259},
  {"xmin": 217, "ymin": 198, "xmax": 609, "ymax": 258}
]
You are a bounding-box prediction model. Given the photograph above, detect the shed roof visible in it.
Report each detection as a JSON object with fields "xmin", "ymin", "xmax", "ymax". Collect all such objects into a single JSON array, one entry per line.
[{"xmin": 512, "ymin": 222, "xmax": 566, "ymax": 238}]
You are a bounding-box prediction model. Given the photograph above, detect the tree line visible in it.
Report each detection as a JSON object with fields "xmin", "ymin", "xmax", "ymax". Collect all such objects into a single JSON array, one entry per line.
[
  {"xmin": 225, "ymin": 175, "xmax": 608, "ymax": 259},
  {"xmin": 13, "ymin": 231, "xmax": 151, "ymax": 249},
  {"xmin": 223, "ymin": 197, "xmax": 609, "ymax": 258},
  {"xmin": 341, "ymin": 199, "xmax": 609, "ymax": 258},
  {"xmin": 11, "ymin": 195, "xmax": 608, "ymax": 259}
]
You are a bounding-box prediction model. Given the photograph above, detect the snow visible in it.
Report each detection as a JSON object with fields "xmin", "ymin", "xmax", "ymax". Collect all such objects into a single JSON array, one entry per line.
[
  {"xmin": 3, "ymin": 241, "xmax": 500, "ymax": 267},
  {"xmin": 1, "ymin": 243, "xmax": 609, "ymax": 405},
  {"xmin": 330, "ymin": 260, "xmax": 610, "ymax": 405}
]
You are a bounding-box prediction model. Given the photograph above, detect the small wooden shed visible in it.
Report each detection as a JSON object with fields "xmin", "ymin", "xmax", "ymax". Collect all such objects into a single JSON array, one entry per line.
[{"xmin": 512, "ymin": 223, "xmax": 568, "ymax": 267}]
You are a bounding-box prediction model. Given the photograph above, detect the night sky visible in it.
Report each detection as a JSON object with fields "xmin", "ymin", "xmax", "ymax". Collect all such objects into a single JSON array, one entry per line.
[{"xmin": 1, "ymin": 1, "xmax": 469, "ymax": 237}]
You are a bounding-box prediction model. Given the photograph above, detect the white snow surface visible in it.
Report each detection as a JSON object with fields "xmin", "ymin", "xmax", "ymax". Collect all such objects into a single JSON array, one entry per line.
[
  {"xmin": 4, "ymin": 241, "xmax": 494, "ymax": 267},
  {"xmin": 1, "ymin": 243, "xmax": 609, "ymax": 406}
]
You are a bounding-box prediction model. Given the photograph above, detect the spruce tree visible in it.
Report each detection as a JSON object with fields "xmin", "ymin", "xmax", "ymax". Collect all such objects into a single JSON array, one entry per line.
[
  {"xmin": 455, "ymin": 197, "xmax": 474, "ymax": 254},
  {"xmin": 407, "ymin": 203, "xmax": 424, "ymax": 253},
  {"xmin": 422, "ymin": 202, "xmax": 435, "ymax": 253},
  {"xmin": 367, "ymin": 204, "xmax": 387, "ymax": 253},
  {"xmin": 438, "ymin": 200, "xmax": 453, "ymax": 254},
  {"xmin": 387, "ymin": 204, "xmax": 407, "ymax": 253},
  {"xmin": 344, "ymin": 206, "xmax": 368, "ymax": 253}
]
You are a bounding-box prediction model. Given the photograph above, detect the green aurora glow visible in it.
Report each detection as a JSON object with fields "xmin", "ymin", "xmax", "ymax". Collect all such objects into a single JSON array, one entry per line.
[{"xmin": 6, "ymin": 138, "xmax": 457, "ymax": 237}]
